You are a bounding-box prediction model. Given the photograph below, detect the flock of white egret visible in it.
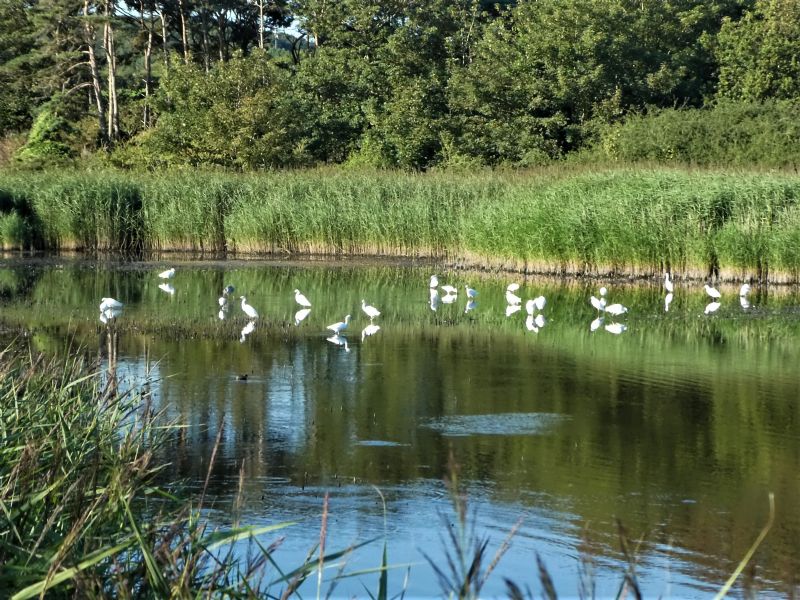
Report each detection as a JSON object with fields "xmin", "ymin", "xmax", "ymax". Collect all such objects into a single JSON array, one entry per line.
[{"xmin": 96, "ymin": 267, "xmax": 753, "ymax": 342}]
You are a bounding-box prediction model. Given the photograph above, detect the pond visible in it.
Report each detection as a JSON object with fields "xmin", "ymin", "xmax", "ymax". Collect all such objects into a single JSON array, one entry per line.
[{"xmin": 1, "ymin": 255, "xmax": 799, "ymax": 597}]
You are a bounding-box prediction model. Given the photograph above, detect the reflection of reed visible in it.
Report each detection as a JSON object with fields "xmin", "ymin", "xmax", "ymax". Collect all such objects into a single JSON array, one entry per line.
[{"xmin": 101, "ymin": 325, "xmax": 119, "ymax": 397}]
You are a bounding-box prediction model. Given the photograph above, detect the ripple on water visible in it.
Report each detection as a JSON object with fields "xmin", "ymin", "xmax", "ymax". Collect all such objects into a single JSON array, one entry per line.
[{"xmin": 422, "ymin": 412, "xmax": 569, "ymax": 437}]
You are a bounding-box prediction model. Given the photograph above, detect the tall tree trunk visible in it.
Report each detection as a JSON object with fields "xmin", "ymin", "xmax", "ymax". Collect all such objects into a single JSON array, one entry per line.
[
  {"xmin": 83, "ymin": 0, "xmax": 108, "ymax": 145},
  {"xmin": 258, "ymin": 0, "xmax": 264, "ymax": 49},
  {"xmin": 217, "ymin": 9, "xmax": 225, "ymax": 62},
  {"xmin": 139, "ymin": 1, "xmax": 154, "ymax": 128},
  {"xmin": 200, "ymin": 4, "xmax": 210, "ymax": 72},
  {"xmin": 103, "ymin": 0, "xmax": 119, "ymax": 142},
  {"xmin": 157, "ymin": 6, "xmax": 170, "ymax": 70},
  {"xmin": 177, "ymin": 0, "xmax": 189, "ymax": 64}
]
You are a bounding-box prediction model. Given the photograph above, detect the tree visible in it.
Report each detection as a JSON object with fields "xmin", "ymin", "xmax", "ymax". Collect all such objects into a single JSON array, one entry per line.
[{"xmin": 716, "ymin": 0, "xmax": 800, "ymax": 101}]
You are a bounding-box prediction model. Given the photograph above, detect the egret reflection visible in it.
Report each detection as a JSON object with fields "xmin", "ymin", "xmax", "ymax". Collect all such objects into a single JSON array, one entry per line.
[
  {"xmin": 326, "ymin": 334, "xmax": 350, "ymax": 352},
  {"xmin": 605, "ymin": 322, "xmax": 627, "ymax": 335},
  {"xmin": 590, "ymin": 316, "xmax": 604, "ymax": 332},
  {"xmin": 158, "ymin": 282, "xmax": 175, "ymax": 295},
  {"xmin": 294, "ymin": 308, "xmax": 311, "ymax": 325},
  {"xmin": 704, "ymin": 301, "xmax": 721, "ymax": 315},
  {"xmin": 465, "ymin": 299, "xmax": 477, "ymax": 314},
  {"xmin": 240, "ymin": 320, "xmax": 255, "ymax": 343},
  {"xmin": 664, "ymin": 292, "xmax": 674, "ymax": 312},
  {"xmin": 361, "ymin": 323, "xmax": 381, "ymax": 340},
  {"xmin": 506, "ymin": 304, "xmax": 522, "ymax": 317}
]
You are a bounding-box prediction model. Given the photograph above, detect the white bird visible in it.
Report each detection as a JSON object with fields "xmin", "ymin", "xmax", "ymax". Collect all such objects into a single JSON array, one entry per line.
[
  {"xmin": 465, "ymin": 285, "xmax": 478, "ymax": 299},
  {"xmin": 505, "ymin": 288, "xmax": 522, "ymax": 306},
  {"xmin": 590, "ymin": 316, "xmax": 604, "ymax": 332},
  {"xmin": 507, "ymin": 282, "xmax": 520, "ymax": 292},
  {"xmin": 704, "ymin": 301, "xmax": 721, "ymax": 314},
  {"xmin": 294, "ymin": 308, "xmax": 311, "ymax": 325},
  {"xmin": 525, "ymin": 296, "xmax": 546, "ymax": 314},
  {"xmin": 361, "ymin": 324, "xmax": 381, "ymax": 341},
  {"xmin": 605, "ymin": 303, "xmax": 628, "ymax": 317},
  {"xmin": 158, "ymin": 267, "xmax": 175, "ymax": 279},
  {"xmin": 704, "ymin": 284, "xmax": 721, "ymax": 299},
  {"xmin": 99, "ymin": 307, "xmax": 121, "ymax": 324},
  {"xmin": 326, "ymin": 334, "xmax": 350, "ymax": 352},
  {"xmin": 506, "ymin": 304, "xmax": 522, "ymax": 317},
  {"xmin": 99, "ymin": 297, "xmax": 123, "ymax": 312},
  {"xmin": 590, "ymin": 295, "xmax": 607, "ymax": 313},
  {"xmin": 605, "ymin": 322, "xmax": 627, "ymax": 335},
  {"xmin": 739, "ymin": 283, "xmax": 751, "ymax": 297},
  {"xmin": 240, "ymin": 320, "xmax": 255, "ymax": 343},
  {"xmin": 429, "ymin": 274, "xmax": 439, "ymax": 289},
  {"xmin": 219, "ymin": 285, "xmax": 235, "ymax": 307},
  {"xmin": 327, "ymin": 314, "xmax": 351, "ymax": 335},
  {"xmin": 158, "ymin": 283, "xmax": 175, "ymax": 295},
  {"xmin": 664, "ymin": 292, "xmax": 674, "ymax": 312},
  {"xmin": 599, "ymin": 286, "xmax": 608, "ymax": 297},
  {"xmin": 294, "ymin": 289, "xmax": 312, "ymax": 307},
  {"xmin": 361, "ymin": 299, "xmax": 381, "ymax": 321},
  {"xmin": 239, "ymin": 296, "xmax": 258, "ymax": 319},
  {"xmin": 441, "ymin": 284, "xmax": 458, "ymax": 295},
  {"xmin": 664, "ymin": 272, "xmax": 674, "ymax": 293}
]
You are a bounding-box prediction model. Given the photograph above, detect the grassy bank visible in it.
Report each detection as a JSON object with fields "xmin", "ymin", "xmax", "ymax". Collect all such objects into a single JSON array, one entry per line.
[{"xmin": 2, "ymin": 167, "xmax": 800, "ymax": 281}]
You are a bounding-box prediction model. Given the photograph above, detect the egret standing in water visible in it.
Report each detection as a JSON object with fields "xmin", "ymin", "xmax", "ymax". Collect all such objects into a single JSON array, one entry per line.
[
  {"xmin": 664, "ymin": 272, "xmax": 674, "ymax": 293},
  {"xmin": 239, "ymin": 296, "xmax": 258, "ymax": 319},
  {"xmin": 219, "ymin": 285, "xmax": 235, "ymax": 308},
  {"xmin": 429, "ymin": 275, "xmax": 439, "ymax": 289},
  {"xmin": 327, "ymin": 314, "xmax": 351, "ymax": 335},
  {"xmin": 294, "ymin": 289, "xmax": 312, "ymax": 307},
  {"xmin": 465, "ymin": 285, "xmax": 478, "ymax": 299},
  {"xmin": 704, "ymin": 284, "xmax": 721, "ymax": 299},
  {"xmin": 505, "ymin": 283, "xmax": 521, "ymax": 306},
  {"xmin": 361, "ymin": 300, "xmax": 380, "ymax": 321},
  {"xmin": 99, "ymin": 297, "xmax": 123, "ymax": 312},
  {"xmin": 526, "ymin": 296, "xmax": 546, "ymax": 315},
  {"xmin": 158, "ymin": 267, "xmax": 175, "ymax": 279},
  {"xmin": 604, "ymin": 303, "xmax": 628, "ymax": 317}
]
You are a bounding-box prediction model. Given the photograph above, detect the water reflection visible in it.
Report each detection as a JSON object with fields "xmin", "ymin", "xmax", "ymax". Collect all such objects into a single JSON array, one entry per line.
[
  {"xmin": 158, "ymin": 282, "xmax": 176, "ymax": 295},
  {"xmin": 2, "ymin": 257, "xmax": 800, "ymax": 597},
  {"xmin": 294, "ymin": 307, "xmax": 311, "ymax": 325}
]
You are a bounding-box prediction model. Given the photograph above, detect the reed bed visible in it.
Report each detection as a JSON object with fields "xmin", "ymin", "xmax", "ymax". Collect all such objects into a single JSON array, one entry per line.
[{"xmin": 2, "ymin": 167, "xmax": 800, "ymax": 280}]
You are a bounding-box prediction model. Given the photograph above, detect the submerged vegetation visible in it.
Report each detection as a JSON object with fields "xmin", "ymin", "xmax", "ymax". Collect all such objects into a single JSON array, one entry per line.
[{"xmin": 2, "ymin": 168, "xmax": 800, "ymax": 280}]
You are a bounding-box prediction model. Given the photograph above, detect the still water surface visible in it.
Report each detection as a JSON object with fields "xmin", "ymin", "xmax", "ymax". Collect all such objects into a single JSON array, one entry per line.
[{"xmin": 1, "ymin": 256, "xmax": 799, "ymax": 597}]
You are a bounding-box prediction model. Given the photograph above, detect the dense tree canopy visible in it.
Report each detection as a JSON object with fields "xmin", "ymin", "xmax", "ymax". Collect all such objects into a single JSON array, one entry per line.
[{"xmin": 1, "ymin": 0, "xmax": 798, "ymax": 169}]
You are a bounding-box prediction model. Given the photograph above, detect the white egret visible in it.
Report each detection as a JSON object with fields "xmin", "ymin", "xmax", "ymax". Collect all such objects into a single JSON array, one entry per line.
[
  {"xmin": 441, "ymin": 284, "xmax": 458, "ymax": 295},
  {"xmin": 604, "ymin": 303, "xmax": 628, "ymax": 316},
  {"xmin": 664, "ymin": 272, "xmax": 674, "ymax": 293},
  {"xmin": 506, "ymin": 304, "xmax": 522, "ymax": 317},
  {"xmin": 704, "ymin": 284, "xmax": 721, "ymax": 299},
  {"xmin": 465, "ymin": 285, "xmax": 478, "ymax": 299},
  {"xmin": 219, "ymin": 285, "xmax": 235, "ymax": 307},
  {"xmin": 239, "ymin": 320, "xmax": 255, "ymax": 343},
  {"xmin": 464, "ymin": 299, "xmax": 477, "ymax": 314},
  {"xmin": 294, "ymin": 289, "xmax": 312, "ymax": 307},
  {"xmin": 525, "ymin": 296, "xmax": 546, "ymax": 314},
  {"xmin": 294, "ymin": 308, "xmax": 311, "ymax": 325},
  {"xmin": 507, "ymin": 282, "xmax": 520, "ymax": 292},
  {"xmin": 158, "ymin": 283, "xmax": 175, "ymax": 295},
  {"xmin": 239, "ymin": 296, "xmax": 259, "ymax": 319},
  {"xmin": 327, "ymin": 314, "xmax": 351, "ymax": 335},
  {"xmin": 704, "ymin": 301, "xmax": 721, "ymax": 315},
  {"xmin": 429, "ymin": 274, "xmax": 439, "ymax": 289},
  {"xmin": 664, "ymin": 292, "xmax": 674, "ymax": 312},
  {"xmin": 99, "ymin": 307, "xmax": 121, "ymax": 324},
  {"xmin": 599, "ymin": 286, "xmax": 608, "ymax": 297},
  {"xmin": 590, "ymin": 316, "xmax": 604, "ymax": 332},
  {"xmin": 326, "ymin": 334, "xmax": 350, "ymax": 352},
  {"xmin": 605, "ymin": 322, "xmax": 627, "ymax": 335},
  {"xmin": 739, "ymin": 283, "xmax": 751, "ymax": 297},
  {"xmin": 361, "ymin": 299, "xmax": 381, "ymax": 321},
  {"xmin": 99, "ymin": 297, "xmax": 123, "ymax": 312},
  {"xmin": 158, "ymin": 267, "xmax": 175, "ymax": 279},
  {"xmin": 505, "ymin": 288, "xmax": 522, "ymax": 306},
  {"xmin": 590, "ymin": 295, "xmax": 607, "ymax": 313},
  {"xmin": 361, "ymin": 324, "xmax": 381, "ymax": 340}
]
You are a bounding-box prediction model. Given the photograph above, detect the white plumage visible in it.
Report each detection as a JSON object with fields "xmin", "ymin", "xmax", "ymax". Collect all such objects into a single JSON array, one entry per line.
[
  {"xmin": 294, "ymin": 289, "xmax": 312, "ymax": 307},
  {"xmin": 158, "ymin": 267, "xmax": 175, "ymax": 279},
  {"xmin": 361, "ymin": 300, "xmax": 381, "ymax": 321},
  {"xmin": 327, "ymin": 314, "xmax": 351, "ymax": 334},
  {"xmin": 239, "ymin": 296, "xmax": 258, "ymax": 319}
]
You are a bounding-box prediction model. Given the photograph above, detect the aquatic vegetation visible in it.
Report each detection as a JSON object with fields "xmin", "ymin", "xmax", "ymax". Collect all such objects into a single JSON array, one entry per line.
[{"xmin": 2, "ymin": 168, "xmax": 800, "ymax": 280}]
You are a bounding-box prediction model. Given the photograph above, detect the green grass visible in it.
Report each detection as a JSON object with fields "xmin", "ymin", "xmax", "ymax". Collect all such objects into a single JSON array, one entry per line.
[{"xmin": 2, "ymin": 167, "xmax": 800, "ymax": 280}]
